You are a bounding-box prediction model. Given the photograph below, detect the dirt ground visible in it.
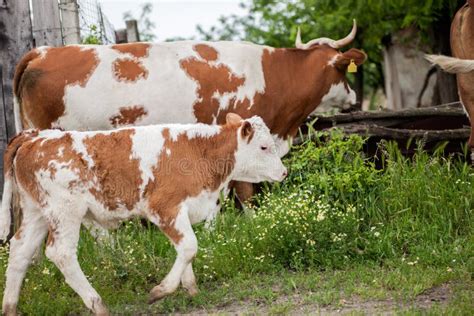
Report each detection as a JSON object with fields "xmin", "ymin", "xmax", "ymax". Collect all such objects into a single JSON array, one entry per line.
[{"xmin": 186, "ymin": 283, "xmax": 451, "ymax": 315}]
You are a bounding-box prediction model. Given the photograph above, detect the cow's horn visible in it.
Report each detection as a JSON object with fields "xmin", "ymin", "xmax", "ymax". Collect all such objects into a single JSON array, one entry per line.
[
  {"xmin": 295, "ymin": 19, "xmax": 357, "ymax": 50},
  {"xmin": 295, "ymin": 27, "xmax": 302, "ymax": 48},
  {"xmin": 333, "ymin": 19, "xmax": 357, "ymax": 49}
]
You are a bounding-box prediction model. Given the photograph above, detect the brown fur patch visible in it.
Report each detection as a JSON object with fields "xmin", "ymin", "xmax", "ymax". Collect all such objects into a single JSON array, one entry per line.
[
  {"xmin": 112, "ymin": 43, "xmax": 151, "ymax": 59},
  {"xmin": 112, "ymin": 58, "xmax": 148, "ymax": 82},
  {"xmin": 194, "ymin": 44, "xmax": 218, "ymax": 61},
  {"xmin": 14, "ymin": 133, "xmax": 88, "ymax": 206},
  {"xmin": 15, "ymin": 46, "xmax": 99, "ymax": 129},
  {"xmin": 180, "ymin": 46, "xmax": 349, "ymax": 140},
  {"xmin": 83, "ymin": 130, "xmax": 142, "ymax": 211},
  {"xmin": 144, "ymin": 125, "xmax": 239, "ymax": 244},
  {"xmin": 46, "ymin": 224, "xmax": 56, "ymax": 246},
  {"xmin": 180, "ymin": 55, "xmax": 246, "ymax": 124},
  {"xmin": 451, "ymin": 3, "xmax": 474, "ymax": 147},
  {"xmin": 110, "ymin": 105, "xmax": 148, "ymax": 127}
]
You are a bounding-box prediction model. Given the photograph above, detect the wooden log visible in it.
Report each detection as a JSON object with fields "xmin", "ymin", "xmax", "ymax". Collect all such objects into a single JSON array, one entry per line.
[{"xmin": 31, "ymin": 0, "xmax": 63, "ymax": 46}]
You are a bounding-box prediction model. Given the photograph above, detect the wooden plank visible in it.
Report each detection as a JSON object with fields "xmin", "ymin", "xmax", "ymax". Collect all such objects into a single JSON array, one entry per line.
[
  {"xmin": 309, "ymin": 103, "xmax": 465, "ymax": 124},
  {"xmin": 31, "ymin": 0, "xmax": 63, "ymax": 46},
  {"xmin": 0, "ymin": 0, "xmax": 34, "ymax": 196},
  {"xmin": 59, "ymin": 0, "xmax": 81, "ymax": 44},
  {"xmin": 125, "ymin": 20, "xmax": 140, "ymax": 42}
]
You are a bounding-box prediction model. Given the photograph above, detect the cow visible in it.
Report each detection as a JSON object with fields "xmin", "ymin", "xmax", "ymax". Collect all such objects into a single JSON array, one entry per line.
[
  {"xmin": 13, "ymin": 20, "xmax": 367, "ymax": 204},
  {"xmin": 426, "ymin": 1, "xmax": 474, "ymax": 160},
  {"xmin": 0, "ymin": 113, "xmax": 287, "ymax": 315}
]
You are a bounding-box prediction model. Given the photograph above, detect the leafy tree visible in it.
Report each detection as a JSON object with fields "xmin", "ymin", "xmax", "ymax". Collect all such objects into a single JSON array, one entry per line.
[
  {"xmin": 197, "ymin": 0, "xmax": 464, "ymax": 94},
  {"xmin": 123, "ymin": 2, "xmax": 156, "ymax": 42}
]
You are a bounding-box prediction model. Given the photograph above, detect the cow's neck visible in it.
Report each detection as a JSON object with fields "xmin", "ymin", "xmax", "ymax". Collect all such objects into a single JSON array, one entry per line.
[{"xmin": 257, "ymin": 47, "xmax": 336, "ymax": 142}]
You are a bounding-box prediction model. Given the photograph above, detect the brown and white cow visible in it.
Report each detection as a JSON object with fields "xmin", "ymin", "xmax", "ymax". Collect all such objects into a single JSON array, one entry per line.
[
  {"xmin": 0, "ymin": 114, "xmax": 286, "ymax": 315},
  {"xmin": 426, "ymin": 1, "xmax": 474, "ymax": 159},
  {"xmin": 13, "ymin": 21, "xmax": 366, "ymax": 202}
]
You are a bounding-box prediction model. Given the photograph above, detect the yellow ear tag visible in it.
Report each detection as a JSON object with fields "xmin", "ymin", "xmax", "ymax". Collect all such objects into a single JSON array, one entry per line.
[{"xmin": 348, "ymin": 59, "xmax": 357, "ymax": 73}]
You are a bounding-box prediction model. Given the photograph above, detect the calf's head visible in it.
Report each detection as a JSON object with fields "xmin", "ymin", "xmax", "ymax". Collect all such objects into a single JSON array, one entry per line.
[
  {"xmin": 226, "ymin": 113, "xmax": 287, "ymax": 183},
  {"xmin": 295, "ymin": 20, "xmax": 367, "ymax": 113}
]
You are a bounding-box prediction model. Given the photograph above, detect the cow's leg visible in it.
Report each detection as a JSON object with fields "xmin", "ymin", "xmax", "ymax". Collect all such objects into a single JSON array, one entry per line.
[
  {"xmin": 2, "ymin": 208, "xmax": 48, "ymax": 316},
  {"xmin": 181, "ymin": 263, "xmax": 198, "ymax": 296},
  {"xmin": 232, "ymin": 181, "xmax": 255, "ymax": 204},
  {"xmin": 148, "ymin": 207, "xmax": 198, "ymax": 303},
  {"xmin": 45, "ymin": 217, "xmax": 108, "ymax": 315}
]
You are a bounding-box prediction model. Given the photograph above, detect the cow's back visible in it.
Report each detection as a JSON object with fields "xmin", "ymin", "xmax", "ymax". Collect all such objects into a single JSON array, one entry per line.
[{"xmin": 15, "ymin": 41, "xmax": 272, "ymax": 132}]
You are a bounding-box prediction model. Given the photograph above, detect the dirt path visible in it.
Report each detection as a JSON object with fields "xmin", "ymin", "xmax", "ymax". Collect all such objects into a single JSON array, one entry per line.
[{"xmin": 186, "ymin": 283, "xmax": 451, "ymax": 315}]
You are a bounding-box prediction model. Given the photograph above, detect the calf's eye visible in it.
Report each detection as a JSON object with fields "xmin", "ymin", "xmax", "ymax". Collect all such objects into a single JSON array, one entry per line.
[{"xmin": 260, "ymin": 146, "xmax": 268, "ymax": 151}]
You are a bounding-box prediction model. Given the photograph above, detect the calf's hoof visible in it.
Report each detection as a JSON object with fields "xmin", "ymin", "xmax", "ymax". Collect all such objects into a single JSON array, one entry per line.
[
  {"xmin": 148, "ymin": 285, "xmax": 171, "ymax": 304},
  {"xmin": 92, "ymin": 300, "xmax": 109, "ymax": 316},
  {"xmin": 185, "ymin": 285, "xmax": 199, "ymax": 297},
  {"xmin": 2, "ymin": 304, "xmax": 17, "ymax": 316}
]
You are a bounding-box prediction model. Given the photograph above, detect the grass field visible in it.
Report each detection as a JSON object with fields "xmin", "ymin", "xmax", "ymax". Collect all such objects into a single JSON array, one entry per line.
[{"xmin": 0, "ymin": 130, "xmax": 472, "ymax": 314}]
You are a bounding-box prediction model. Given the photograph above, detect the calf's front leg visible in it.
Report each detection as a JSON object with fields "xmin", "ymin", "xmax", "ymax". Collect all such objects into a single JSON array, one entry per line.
[{"xmin": 148, "ymin": 206, "xmax": 198, "ymax": 303}]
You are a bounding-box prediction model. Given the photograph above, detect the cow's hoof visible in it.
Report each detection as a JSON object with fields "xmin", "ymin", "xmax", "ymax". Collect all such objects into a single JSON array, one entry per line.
[{"xmin": 148, "ymin": 285, "xmax": 169, "ymax": 304}]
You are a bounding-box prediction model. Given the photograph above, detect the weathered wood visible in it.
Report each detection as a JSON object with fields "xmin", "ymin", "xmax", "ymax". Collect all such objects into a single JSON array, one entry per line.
[
  {"xmin": 115, "ymin": 29, "xmax": 128, "ymax": 43},
  {"xmin": 331, "ymin": 124, "xmax": 470, "ymax": 141},
  {"xmin": 31, "ymin": 0, "xmax": 63, "ymax": 46},
  {"xmin": 125, "ymin": 19, "xmax": 140, "ymax": 42},
  {"xmin": 0, "ymin": 0, "xmax": 34, "ymax": 196},
  {"xmin": 59, "ymin": 0, "xmax": 81, "ymax": 44},
  {"xmin": 309, "ymin": 103, "xmax": 465, "ymax": 125}
]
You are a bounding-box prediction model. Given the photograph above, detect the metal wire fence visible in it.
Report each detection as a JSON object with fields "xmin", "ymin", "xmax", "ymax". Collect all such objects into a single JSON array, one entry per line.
[{"xmin": 77, "ymin": 0, "xmax": 116, "ymax": 44}]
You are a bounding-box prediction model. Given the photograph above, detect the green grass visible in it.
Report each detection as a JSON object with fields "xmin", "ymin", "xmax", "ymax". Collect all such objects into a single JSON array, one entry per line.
[{"xmin": 0, "ymin": 130, "xmax": 472, "ymax": 314}]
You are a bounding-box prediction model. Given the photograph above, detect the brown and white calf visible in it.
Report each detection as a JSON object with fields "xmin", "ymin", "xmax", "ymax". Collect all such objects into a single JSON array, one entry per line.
[
  {"xmin": 14, "ymin": 21, "xmax": 366, "ymax": 202},
  {"xmin": 426, "ymin": 1, "xmax": 474, "ymax": 159},
  {"xmin": 0, "ymin": 114, "xmax": 286, "ymax": 315}
]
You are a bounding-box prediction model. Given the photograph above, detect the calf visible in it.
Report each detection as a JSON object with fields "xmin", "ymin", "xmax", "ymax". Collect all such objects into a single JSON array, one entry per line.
[
  {"xmin": 0, "ymin": 114, "xmax": 286, "ymax": 315},
  {"xmin": 426, "ymin": 1, "xmax": 474, "ymax": 160}
]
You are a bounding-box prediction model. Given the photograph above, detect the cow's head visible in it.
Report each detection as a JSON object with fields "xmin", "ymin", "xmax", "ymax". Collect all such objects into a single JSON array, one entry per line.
[
  {"xmin": 227, "ymin": 113, "xmax": 287, "ymax": 183},
  {"xmin": 295, "ymin": 20, "xmax": 367, "ymax": 113}
]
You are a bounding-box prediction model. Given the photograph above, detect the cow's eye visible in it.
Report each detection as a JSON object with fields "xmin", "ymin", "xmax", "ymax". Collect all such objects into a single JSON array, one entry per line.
[{"xmin": 260, "ymin": 146, "xmax": 268, "ymax": 151}]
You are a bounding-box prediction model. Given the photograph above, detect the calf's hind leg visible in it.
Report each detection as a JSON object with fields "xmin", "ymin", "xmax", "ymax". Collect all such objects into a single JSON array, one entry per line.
[
  {"xmin": 45, "ymin": 216, "xmax": 109, "ymax": 315},
  {"xmin": 2, "ymin": 209, "xmax": 48, "ymax": 315}
]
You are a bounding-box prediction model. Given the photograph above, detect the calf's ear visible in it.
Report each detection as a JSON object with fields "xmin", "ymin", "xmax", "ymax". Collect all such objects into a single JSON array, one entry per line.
[
  {"xmin": 241, "ymin": 121, "xmax": 254, "ymax": 141},
  {"xmin": 334, "ymin": 48, "xmax": 367, "ymax": 71},
  {"xmin": 226, "ymin": 113, "xmax": 243, "ymax": 125}
]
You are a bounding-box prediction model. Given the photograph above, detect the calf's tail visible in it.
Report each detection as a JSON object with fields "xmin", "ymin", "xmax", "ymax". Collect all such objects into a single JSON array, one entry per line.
[
  {"xmin": 426, "ymin": 54, "xmax": 474, "ymax": 74},
  {"xmin": 0, "ymin": 131, "xmax": 37, "ymax": 240}
]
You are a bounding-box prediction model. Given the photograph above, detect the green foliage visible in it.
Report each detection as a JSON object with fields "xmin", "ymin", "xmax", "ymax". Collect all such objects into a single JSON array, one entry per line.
[
  {"xmin": 197, "ymin": 0, "xmax": 464, "ymax": 90},
  {"xmin": 0, "ymin": 131, "xmax": 472, "ymax": 313},
  {"xmin": 123, "ymin": 2, "xmax": 156, "ymax": 42},
  {"xmin": 82, "ymin": 24, "xmax": 102, "ymax": 45}
]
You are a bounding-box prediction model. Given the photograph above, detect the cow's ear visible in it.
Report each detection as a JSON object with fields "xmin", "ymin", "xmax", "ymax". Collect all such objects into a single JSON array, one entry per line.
[
  {"xmin": 334, "ymin": 48, "xmax": 367, "ymax": 71},
  {"xmin": 241, "ymin": 121, "xmax": 254, "ymax": 141},
  {"xmin": 226, "ymin": 112, "xmax": 242, "ymax": 125}
]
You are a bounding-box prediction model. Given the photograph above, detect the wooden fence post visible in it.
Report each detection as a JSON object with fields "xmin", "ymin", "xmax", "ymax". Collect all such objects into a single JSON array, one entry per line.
[
  {"xmin": 126, "ymin": 20, "xmax": 140, "ymax": 42},
  {"xmin": 59, "ymin": 0, "xmax": 81, "ymax": 44},
  {"xmin": 0, "ymin": 0, "xmax": 34, "ymax": 196},
  {"xmin": 31, "ymin": 0, "xmax": 63, "ymax": 46}
]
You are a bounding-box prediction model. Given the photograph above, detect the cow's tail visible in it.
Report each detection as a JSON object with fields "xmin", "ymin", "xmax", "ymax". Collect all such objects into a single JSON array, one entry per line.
[
  {"xmin": 0, "ymin": 131, "xmax": 37, "ymax": 240},
  {"xmin": 426, "ymin": 54, "xmax": 474, "ymax": 74},
  {"xmin": 12, "ymin": 49, "xmax": 41, "ymax": 133}
]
